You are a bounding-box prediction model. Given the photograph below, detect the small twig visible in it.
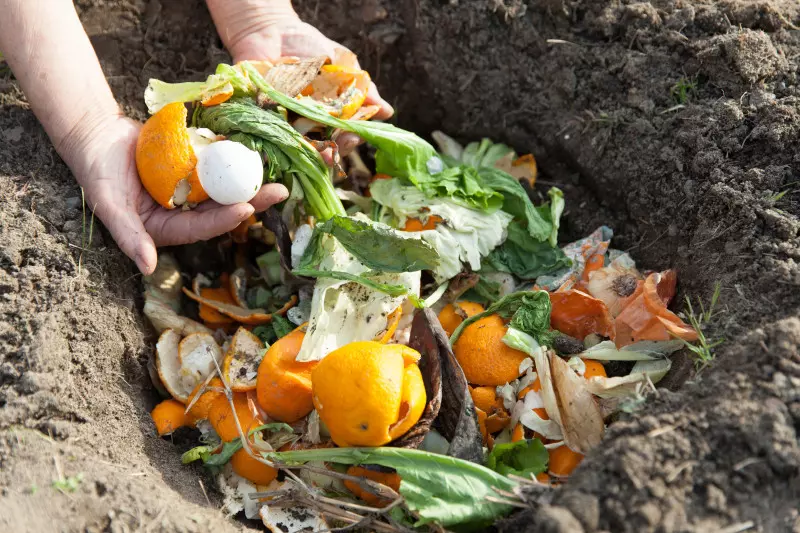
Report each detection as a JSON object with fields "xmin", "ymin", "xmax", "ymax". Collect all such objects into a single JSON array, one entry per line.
[
  {"xmin": 733, "ymin": 457, "xmax": 764, "ymax": 472},
  {"xmin": 281, "ymin": 462, "xmax": 401, "ymax": 502},
  {"xmin": 485, "ymin": 496, "xmax": 529, "ymax": 509},
  {"xmin": 717, "ymin": 521, "xmax": 755, "ymax": 533},
  {"xmin": 198, "ymin": 478, "xmax": 211, "ymax": 507}
]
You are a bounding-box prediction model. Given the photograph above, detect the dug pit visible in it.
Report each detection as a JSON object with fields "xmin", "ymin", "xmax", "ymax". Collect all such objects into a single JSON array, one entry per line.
[{"xmin": 1, "ymin": 1, "xmax": 799, "ymax": 532}]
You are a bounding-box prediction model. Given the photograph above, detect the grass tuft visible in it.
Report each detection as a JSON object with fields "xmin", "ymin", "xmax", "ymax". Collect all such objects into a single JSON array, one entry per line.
[
  {"xmin": 670, "ymin": 76, "xmax": 698, "ymax": 104},
  {"xmin": 679, "ymin": 282, "xmax": 724, "ymax": 373},
  {"xmin": 52, "ymin": 473, "xmax": 83, "ymax": 493}
]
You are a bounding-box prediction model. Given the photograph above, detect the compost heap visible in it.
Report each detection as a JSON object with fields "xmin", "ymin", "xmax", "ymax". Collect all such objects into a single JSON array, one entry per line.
[{"xmin": 139, "ymin": 57, "xmax": 702, "ymax": 532}]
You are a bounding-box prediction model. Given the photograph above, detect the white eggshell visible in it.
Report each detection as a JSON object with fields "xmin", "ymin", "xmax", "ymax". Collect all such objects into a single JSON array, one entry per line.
[{"xmin": 196, "ymin": 140, "xmax": 263, "ymax": 205}]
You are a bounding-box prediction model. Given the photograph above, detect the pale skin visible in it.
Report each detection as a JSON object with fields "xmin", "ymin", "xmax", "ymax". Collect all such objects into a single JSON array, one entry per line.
[{"xmin": 0, "ymin": 0, "xmax": 392, "ymax": 275}]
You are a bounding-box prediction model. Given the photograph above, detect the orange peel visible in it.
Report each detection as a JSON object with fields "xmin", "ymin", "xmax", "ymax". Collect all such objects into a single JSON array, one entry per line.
[
  {"xmin": 155, "ymin": 329, "xmax": 222, "ymax": 403},
  {"xmin": 311, "ymin": 341, "xmax": 426, "ymax": 447},
  {"xmin": 230, "ymin": 449, "xmax": 278, "ymax": 485},
  {"xmin": 228, "ymin": 268, "xmax": 250, "ymax": 308},
  {"xmin": 223, "ymin": 327, "xmax": 266, "ymax": 392},
  {"xmin": 453, "ymin": 314, "xmax": 528, "ymax": 386},
  {"xmin": 151, "ymin": 398, "xmax": 195, "ymax": 436},
  {"xmin": 256, "ymin": 329, "xmax": 317, "ymax": 423},
  {"xmin": 615, "ymin": 272, "xmax": 698, "ymax": 346},
  {"xmin": 343, "ymin": 466, "xmax": 401, "ymax": 507},
  {"xmin": 208, "ymin": 391, "xmax": 262, "ymax": 442},
  {"xmin": 437, "ymin": 301, "xmax": 485, "ymax": 337},
  {"xmin": 135, "ymin": 102, "xmax": 209, "ymax": 209},
  {"xmin": 302, "ymin": 64, "xmax": 371, "ymax": 119},
  {"xmin": 375, "ymin": 306, "xmax": 402, "ymax": 344},
  {"xmin": 549, "ymin": 289, "xmax": 615, "ymax": 341},
  {"xmin": 182, "ymin": 287, "xmax": 297, "ymax": 326}
]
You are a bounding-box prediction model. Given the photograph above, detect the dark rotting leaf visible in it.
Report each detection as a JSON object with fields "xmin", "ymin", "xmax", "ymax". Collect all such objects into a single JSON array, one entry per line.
[
  {"xmin": 409, "ymin": 309, "xmax": 483, "ymax": 463},
  {"xmin": 393, "ymin": 308, "xmax": 443, "ymax": 448},
  {"xmin": 261, "ymin": 207, "xmax": 312, "ymax": 287}
]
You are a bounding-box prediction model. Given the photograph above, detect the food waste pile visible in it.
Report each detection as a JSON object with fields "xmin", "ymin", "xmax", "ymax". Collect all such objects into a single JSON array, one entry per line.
[{"xmin": 138, "ymin": 56, "xmax": 703, "ymax": 532}]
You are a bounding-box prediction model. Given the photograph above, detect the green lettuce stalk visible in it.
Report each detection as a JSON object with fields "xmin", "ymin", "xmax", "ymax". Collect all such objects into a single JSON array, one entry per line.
[{"xmin": 195, "ymin": 99, "xmax": 346, "ymax": 221}]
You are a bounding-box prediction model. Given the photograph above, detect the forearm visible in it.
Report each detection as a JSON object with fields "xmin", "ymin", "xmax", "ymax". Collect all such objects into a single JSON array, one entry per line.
[
  {"xmin": 0, "ymin": 0, "xmax": 120, "ymax": 175},
  {"xmin": 206, "ymin": 0, "xmax": 298, "ymax": 52}
]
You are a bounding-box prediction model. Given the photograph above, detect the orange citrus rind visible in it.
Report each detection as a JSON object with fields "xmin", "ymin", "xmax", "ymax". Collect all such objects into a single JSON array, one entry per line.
[
  {"xmin": 183, "ymin": 286, "xmax": 297, "ymax": 326},
  {"xmin": 135, "ymin": 102, "xmax": 210, "ymax": 209},
  {"xmin": 311, "ymin": 341, "xmax": 426, "ymax": 447}
]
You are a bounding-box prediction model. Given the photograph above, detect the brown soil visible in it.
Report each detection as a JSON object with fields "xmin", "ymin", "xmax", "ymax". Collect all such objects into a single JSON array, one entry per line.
[{"xmin": 1, "ymin": 1, "xmax": 799, "ymax": 532}]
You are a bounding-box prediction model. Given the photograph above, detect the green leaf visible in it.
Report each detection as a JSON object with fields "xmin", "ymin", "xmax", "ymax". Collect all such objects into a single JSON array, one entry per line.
[
  {"xmin": 187, "ymin": 423, "xmax": 294, "ymax": 467},
  {"xmin": 487, "ymin": 439, "xmax": 548, "ymax": 478},
  {"xmin": 410, "ymin": 166, "xmax": 503, "ymax": 212},
  {"xmin": 461, "ymin": 138, "xmax": 516, "ymax": 169},
  {"xmin": 252, "ymin": 325, "xmax": 276, "ymax": 345},
  {"xmin": 314, "ymin": 215, "xmax": 440, "ymax": 273},
  {"xmin": 485, "ymin": 221, "xmax": 571, "ymax": 280},
  {"xmin": 450, "ymin": 290, "xmax": 554, "ymax": 347},
  {"xmin": 181, "ymin": 445, "xmax": 213, "ymax": 465},
  {"xmin": 478, "ymin": 168, "xmax": 553, "ymax": 242},
  {"xmin": 546, "ymin": 187, "xmax": 565, "ymax": 248},
  {"xmin": 242, "ymin": 62, "xmax": 437, "ymax": 183},
  {"xmin": 462, "ymin": 275, "xmax": 502, "ymax": 305},
  {"xmin": 293, "ymin": 268, "xmax": 423, "ymax": 308},
  {"xmin": 256, "ymin": 250, "xmax": 283, "ymax": 286},
  {"xmin": 271, "ymin": 315, "xmax": 294, "ymax": 339},
  {"xmin": 196, "ymin": 98, "xmax": 346, "ymax": 221},
  {"xmin": 266, "ymin": 447, "xmax": 517, "ymax": 529}
]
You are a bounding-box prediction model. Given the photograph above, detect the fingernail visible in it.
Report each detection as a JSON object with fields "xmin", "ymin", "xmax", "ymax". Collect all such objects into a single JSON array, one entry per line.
[
  {"xmin": 135, "ymin": 253, "xmax": 154, "ymax": 275},
  {"xmin": 275, "ymin": 184, "xmax": 290, "ymax": 202}
]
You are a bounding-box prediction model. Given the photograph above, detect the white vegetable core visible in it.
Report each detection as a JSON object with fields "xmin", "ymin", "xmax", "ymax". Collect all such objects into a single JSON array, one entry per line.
[{"xmin": 196, "ymin": 140, "xmax": 263, "ymax": 205}]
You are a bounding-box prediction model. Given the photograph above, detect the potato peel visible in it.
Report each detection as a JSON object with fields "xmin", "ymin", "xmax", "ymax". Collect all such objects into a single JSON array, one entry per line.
[
  {"xmin": 143, "ymin": 297, "xmax": 212, "ymax": 336},
  {"xmin": 229, "ymin": 268, "xmax": 249, "ymax": 308},
  {"xmin": 550, "ymin": 352, "xmax": 605, "ymax": 454}
]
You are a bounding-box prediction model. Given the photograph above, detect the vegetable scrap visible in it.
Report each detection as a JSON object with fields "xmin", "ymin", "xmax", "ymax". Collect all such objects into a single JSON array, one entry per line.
[{"xmin": 140, "ymin": 57, "xmax": 705, "ymax": 531}]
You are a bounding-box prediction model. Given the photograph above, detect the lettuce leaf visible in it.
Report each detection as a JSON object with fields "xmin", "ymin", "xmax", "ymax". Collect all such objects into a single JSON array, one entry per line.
[
  {"xmin": 295, "ymin": 232, "xmax": 421, "ymax": 362},
  {"xmin": 242, "ymin": 62, "xmax": 437, "ymax": 182},
  {"xmin": 410, "ymin": 166, "xmax": 503, "ymax": 212},
  {"xmin": 485, "ymin": 221, "xmax": 571, "ymax": 280},
  {"xmin": 293, "ymin": 268, "xmax": 422, "ymax": 308},
  {"xmin": 265, "ymin": 446, "xmax": 517, "ymax": 529},
  {"xmin": 478, "ymin": 168, "xmax": 552, "ymax": 242},
  {"xmin": 144, "ymin": 64, "xmax": 254, "ymax": 114},
  {"xmin": 370, "ymin": 178, "xmax": 513, "ymax": 282},
  {"xmin": 487, "ymin": 439, "xmax": 548, "ymax": 478},
  {"xmin": 310, "ymin": 215, "xmax": 439, "ymax": 273}
]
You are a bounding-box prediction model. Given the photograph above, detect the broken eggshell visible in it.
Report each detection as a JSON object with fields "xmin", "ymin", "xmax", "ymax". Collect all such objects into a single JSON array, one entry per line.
[{"xmin": 196, "ymin": 140, "xmax": 263, "ymax": 205}]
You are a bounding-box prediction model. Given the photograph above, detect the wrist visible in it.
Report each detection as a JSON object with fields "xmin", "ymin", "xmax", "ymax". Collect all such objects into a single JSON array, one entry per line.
[
  {"xmin": 206, "ymin": 0, "xmax": 299, "ymax": 55},
  {"xmin": 57, "ymin": 106, "xmax": 128, "ymax": 186}
]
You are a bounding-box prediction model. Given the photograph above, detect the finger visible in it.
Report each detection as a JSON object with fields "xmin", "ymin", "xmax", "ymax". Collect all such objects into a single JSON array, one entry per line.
[
  {"xmin": 249, "ymin": 183, "xmax": 289, "ymax": 212},
  {"xmin": 146, "ymin": 203, "xmax": 255, "ymax": 247},
  {"xmin": 336, "ymin": 132, "xmax": 363, "ymax": 157},
  {"xmin": 365, "ymin": 81, "xmax": 394, "ymax": 120},
  {"xmin": 95, "ymin": 200, "xmax": 158, "ymax": 275}
]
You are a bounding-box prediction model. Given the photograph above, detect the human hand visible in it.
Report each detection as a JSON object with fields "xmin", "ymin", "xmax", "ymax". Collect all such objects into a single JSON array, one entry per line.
[
  {"xmin": 207, "ymin": 1, "xmax": 393, "ymax": 155},
  {"xmin": 66, "ymin": 114, "xmax": 288, "ymax": 275}
]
